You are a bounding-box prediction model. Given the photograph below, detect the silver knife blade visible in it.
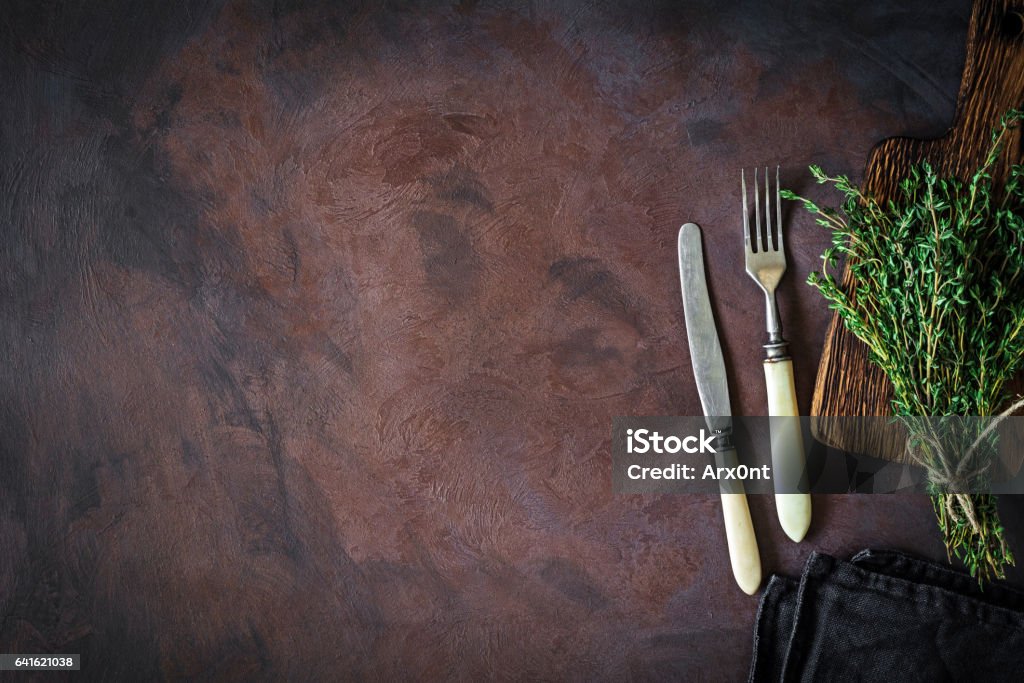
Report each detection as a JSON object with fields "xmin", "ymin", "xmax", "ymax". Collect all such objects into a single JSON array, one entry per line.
[{"xmin": 678, "ymin": 223, "xmax": 732, "ymax": 433}]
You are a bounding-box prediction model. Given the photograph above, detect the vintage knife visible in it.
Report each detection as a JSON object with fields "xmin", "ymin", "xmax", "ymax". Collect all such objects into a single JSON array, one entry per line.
[{"xmin": 678, "ymin": 223, "xmax": 762, "ymax": 595}]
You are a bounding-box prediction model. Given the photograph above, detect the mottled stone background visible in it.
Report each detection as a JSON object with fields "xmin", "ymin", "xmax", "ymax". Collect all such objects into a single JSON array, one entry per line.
[{"xmin": 3, "ymin": 0, "xmax": 1021, "ymax": 680}]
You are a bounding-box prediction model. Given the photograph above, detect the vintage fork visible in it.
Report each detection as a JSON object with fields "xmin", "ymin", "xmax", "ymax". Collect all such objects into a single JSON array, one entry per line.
[{"xmin": 743, "ymin": 167, "xmax": 811, "ymax": 543}]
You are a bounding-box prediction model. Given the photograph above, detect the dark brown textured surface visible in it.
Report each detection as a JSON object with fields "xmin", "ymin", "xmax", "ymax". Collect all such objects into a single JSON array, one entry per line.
[
  {"xmin": 3, "ymin": 1, "xmax": 1023, "ymax": 680},
  {"xmin": 812, "ymin": 0, "xmax": 1024, "ymax": 464}
]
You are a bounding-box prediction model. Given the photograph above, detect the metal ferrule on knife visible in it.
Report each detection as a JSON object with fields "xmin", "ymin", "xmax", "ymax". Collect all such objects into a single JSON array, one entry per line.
[{"xmin": 710, "ymin": 429, "xmax": 734, "ymax": 452}]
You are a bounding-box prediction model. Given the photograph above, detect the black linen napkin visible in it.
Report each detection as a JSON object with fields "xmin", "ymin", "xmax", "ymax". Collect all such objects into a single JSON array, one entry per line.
[{"xmin": 749, "ymin": 550, "xmax": 1024, "ymax": 682}]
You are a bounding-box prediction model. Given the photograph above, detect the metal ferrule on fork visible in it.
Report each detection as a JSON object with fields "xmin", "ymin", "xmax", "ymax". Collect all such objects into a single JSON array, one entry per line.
[{"xmin": 763, "ymin": 294, "xmax": 790, "ymax": 362}]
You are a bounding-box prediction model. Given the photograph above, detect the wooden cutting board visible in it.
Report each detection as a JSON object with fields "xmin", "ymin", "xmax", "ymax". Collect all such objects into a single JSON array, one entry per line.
[{"xmin": 811, "ymin": 0, "xmax": 1024, "ymax": 465}]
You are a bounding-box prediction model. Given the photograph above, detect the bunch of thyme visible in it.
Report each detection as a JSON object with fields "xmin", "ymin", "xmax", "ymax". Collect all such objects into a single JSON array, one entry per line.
[{"xmin": 782, "ymin": 110, "xmax": 1024, "ymax": 581}]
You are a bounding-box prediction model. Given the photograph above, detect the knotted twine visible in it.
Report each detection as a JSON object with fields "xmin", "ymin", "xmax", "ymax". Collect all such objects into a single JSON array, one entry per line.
[{"xmin": 903, "ymin": 396, "xmax": 1024, "ymax": 534}]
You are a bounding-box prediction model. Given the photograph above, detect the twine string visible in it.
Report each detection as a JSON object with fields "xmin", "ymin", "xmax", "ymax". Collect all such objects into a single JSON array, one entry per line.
[{"xmin": 903, "ymin": 396, "xmax": 1024, "ymax": 532}]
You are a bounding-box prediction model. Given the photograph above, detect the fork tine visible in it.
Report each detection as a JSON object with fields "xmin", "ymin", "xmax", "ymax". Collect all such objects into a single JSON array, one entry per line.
[
  {"xmin": 754, "ymin": 168, "xmax": 762, "ymax": 253},
  {"xmin": 775, "ymin": 165, "xmax": 783, "ymax": 252},
  {"xmin": 763, "ymin": 166, "xmax": 773, "ymax": 251},
  {"xmin": 742, "ymin": 169, "xmax": 751, "ymax": 249}
]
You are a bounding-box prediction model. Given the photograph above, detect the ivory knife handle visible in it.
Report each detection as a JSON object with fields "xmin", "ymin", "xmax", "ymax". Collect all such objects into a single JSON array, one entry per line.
[
  {"xmin": 764, "ymin": 359, "xmax": 811, "ymax": 542},
  {"xmin": 720, "ymin": 488, "xmax": 762, "ymax": 595}
]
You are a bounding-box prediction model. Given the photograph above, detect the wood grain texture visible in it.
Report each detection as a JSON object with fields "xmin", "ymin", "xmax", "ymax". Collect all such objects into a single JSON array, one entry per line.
[
  {"xmin": 4, "ymin": 0, "xmax": 1022, "ymax": 680},
  {"xmin": 812, "ymin": 0, "xmax": 1024, "ymax": 464}
]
